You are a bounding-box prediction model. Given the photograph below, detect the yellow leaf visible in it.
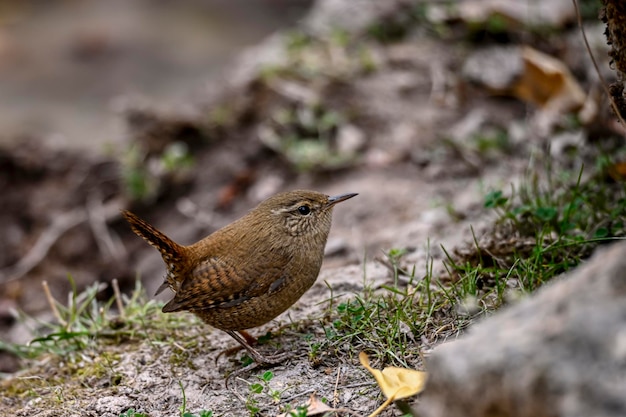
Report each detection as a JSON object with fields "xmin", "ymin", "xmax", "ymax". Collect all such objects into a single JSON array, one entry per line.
[
  {"xmin": 512, "ymin": 46, "xmax": 585, "ymax": 111},
  {"xmin": 607, "ymin": 161, "xmax": 626, "ymax": 182},
  {"xmin": 359, "ymin": 352, "xmax": 428, "ymax": 417}
]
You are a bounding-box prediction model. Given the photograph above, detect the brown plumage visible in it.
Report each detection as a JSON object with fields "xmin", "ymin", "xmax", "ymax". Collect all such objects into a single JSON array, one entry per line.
[{"xmin": 122, "ymin": 190, "xmax": 356, "ymax": 365}]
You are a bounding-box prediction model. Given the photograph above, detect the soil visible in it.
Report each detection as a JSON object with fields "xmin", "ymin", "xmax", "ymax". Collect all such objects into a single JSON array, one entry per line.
[{"xmin": 0, "ymin": 1, "xmax": 618, "ymax": 416}]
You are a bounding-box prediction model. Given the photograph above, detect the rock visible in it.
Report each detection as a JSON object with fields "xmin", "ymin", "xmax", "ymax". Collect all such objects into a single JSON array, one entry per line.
[
  {"xmin": 462, "ymin": 46, "xmax": 524, "ymax": 92},
  {"xmin": 549, "ymin": 130, "xmax": 585, "ymax": 158},
  {"xmin": 427, "ymin": 0, "xmax": 576, "ymax": 29},
  {"xmin": 324, "ymin": 236, "xmax": 349, "ymax": 257},
  {"xmin": 304, "ymin": 0, "xmax": 413, "ymax": 36},
  {"xmin": 419, "ymin": 242, "xmax": 626, "ymax": 417},
  {"xmin": 93, "ymin": 396, "xmax": 135, "ymax": 417},
  {"xmin": 336, "ymin": 124, "xmax": 366, "ymax": 155}
]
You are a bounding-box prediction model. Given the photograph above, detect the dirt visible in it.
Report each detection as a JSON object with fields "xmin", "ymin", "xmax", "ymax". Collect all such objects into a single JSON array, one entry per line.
[{"xmin": 0, "ymin": 0, "xmax": 618, "ymax": 416}]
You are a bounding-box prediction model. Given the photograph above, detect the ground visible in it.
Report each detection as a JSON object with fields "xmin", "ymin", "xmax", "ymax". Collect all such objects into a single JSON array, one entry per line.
[{"xmin": 0, "ymin": 1, "xmax": 621, "ymax": 416}]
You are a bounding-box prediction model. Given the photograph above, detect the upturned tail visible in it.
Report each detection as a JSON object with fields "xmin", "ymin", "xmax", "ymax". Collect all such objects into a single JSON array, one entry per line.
[{"xmin": 121, "ymin": 210, "xmax": 185, "ymax": 295}]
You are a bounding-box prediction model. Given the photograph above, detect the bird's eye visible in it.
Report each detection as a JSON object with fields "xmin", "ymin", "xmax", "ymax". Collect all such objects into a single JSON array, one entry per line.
[{"xmin": 297, "ymin": 205, "xmax": 311, "ymax": 215}]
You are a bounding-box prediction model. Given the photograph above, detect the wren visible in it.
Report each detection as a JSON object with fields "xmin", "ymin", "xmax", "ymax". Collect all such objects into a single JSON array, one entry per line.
[{"xmin": 122, "ymin": 190, "xmax": 357, "ymax": 365}]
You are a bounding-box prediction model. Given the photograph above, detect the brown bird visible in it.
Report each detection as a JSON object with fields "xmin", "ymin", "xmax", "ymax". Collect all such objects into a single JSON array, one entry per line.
[{"xmin": 122, "ymin": 190, "xmax": 357, "ymax": 365}]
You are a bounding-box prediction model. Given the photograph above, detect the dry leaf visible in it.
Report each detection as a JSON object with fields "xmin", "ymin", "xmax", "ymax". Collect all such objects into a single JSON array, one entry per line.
[
  {"xmin": 276, "ymin": 393, "xmax": 336, "ymax": 417},
  {"xmin": 607, "ymin": 161, "xmax": 626, "ymax": 182},
  {"xmin": 512, "ymin": 46, "xmax": 586, "ymax": 135},
  {"xmin": 512, "ymin": 46, "xmax": 585, "ymax": 111},
  {"xmin": 304, "ymin": 394, "xmax": 336, "ymax": 415},
  {"xmin": 359, "ymin": 352, "xmax": 428, "ymax": 417},
  {"xmin": 462, "ymin": 45, "xmax": 585, "ymax": 135}
]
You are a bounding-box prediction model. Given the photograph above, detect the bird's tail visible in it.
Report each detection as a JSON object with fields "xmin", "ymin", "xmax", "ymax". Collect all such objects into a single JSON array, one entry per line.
[{"xmin": 121, "ymin": 210, "xmax": 186, "ymax": 294}]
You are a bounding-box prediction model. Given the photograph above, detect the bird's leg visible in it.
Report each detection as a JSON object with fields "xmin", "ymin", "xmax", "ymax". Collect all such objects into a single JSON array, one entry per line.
[
  {"xmin": 215, "ymin": 330, "xmax": 257, "ymax": 362},
  {"xmin": 238, "ymin": 330, "xmax": 257, "ymax": 345},
  {"xmin": 226, "ymin": 330, "xmax": 291, "ymax": 365}
]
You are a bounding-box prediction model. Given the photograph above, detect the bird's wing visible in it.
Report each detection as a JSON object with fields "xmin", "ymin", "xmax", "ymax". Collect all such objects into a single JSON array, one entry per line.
[{"xmin": 161, "ymin": 255, "xmax": 290, "ymax": 313}]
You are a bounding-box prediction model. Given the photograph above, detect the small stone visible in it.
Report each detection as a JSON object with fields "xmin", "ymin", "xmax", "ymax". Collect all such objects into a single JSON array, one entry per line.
[{"xmin": 336, "ymin": 124, "xmax": 366, "ymax": 155}]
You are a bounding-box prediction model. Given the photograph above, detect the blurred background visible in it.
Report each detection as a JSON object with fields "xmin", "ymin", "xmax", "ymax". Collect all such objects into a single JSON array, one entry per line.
[{"xmin": 0, "ymin": 0, "xmax": 311, "ymax": 150}]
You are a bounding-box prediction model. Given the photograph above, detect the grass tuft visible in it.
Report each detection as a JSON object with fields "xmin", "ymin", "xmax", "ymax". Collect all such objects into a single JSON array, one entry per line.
[
  {"xmin": 315, "ymin": 153, "xmax": 626, "ymax": 368},
  {"xmin": 449, "ymin": 158, "xmax": 626, "ymax": 299}
]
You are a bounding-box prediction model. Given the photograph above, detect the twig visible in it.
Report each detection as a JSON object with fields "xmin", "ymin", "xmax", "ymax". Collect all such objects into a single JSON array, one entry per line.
[
  {"xmin": 333, "ymin": 366, "xmax": 341, "ymax": 408},
  {"xmin": 42, "ymin": 280, "xmax": 65, "ymax": 326},
  {"xmin": 281, "ymin": 388, "xmax": 316, "ymax": 403},
  {"xmin": 572, "ymin": 0, "xmax": 626, "ymax": 131},
  {"xmin": 428, "ymin": 59, "xmax": 447, "ymax": 104},
  {"xmin": 0, "ymin": 209, "xmax": 88, "ymax": 284},
  {"xmin": 228, "ymin": 378, "xmax": 249, "ymax": 405},
  {"xmin": 87, "ymin": 195, "xmax": 126, "ymax": 262},
  {"xmin": 341, "ymin": 381, "xmax": 375, "ymax": 390},
  {"xmin": 0, "ymin": 199, "xmax": 123, "ymax": 284},
  {"xmin": 112, "ymin": 278, "xmax": 125, "ymax": 318},
  {"xmin": 374, "ymin": 256, "xmax": 412, "ymax": 279}
]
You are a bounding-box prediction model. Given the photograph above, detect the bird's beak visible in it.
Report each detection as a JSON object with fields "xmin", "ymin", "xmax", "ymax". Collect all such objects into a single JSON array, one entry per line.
[{"xmin": 326, "ymin": 192, "xmax": 358, "ymax": 208}]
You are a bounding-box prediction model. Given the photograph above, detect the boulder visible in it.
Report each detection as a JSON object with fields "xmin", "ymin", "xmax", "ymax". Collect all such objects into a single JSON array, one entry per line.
[{"xmin": 419, "ymin": 242, "xmax": 626, "ymax": 417}]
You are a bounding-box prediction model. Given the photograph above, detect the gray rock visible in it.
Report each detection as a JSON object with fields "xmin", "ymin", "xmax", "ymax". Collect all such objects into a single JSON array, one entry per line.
[
  {"xmin": 419, "ymin": 242, "xmax": 626, "ymax": 417},
  {"xmin": 304, "ymin": 0, "xmax": 413, "ymax": 36}
]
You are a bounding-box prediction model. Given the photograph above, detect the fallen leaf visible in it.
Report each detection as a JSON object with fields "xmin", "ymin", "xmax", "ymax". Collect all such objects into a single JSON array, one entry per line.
[
  {"xmin": 461, "ymin": 45, "xmax": 585, "ymax": 115},
  {"xmin": 304, "ymin": 394, "xmax": 336, "ymax": 415},
  {"xmin": 359, "ymin": 352, "xmax": 428, "ymax": 417},
  {"xmin": 276, "ymin": 393, "xmax": 336, "ymax": 417},
  {"xmin": 463, "ymin": 45, "xmax": 585, "ymax": 136},
  {"xmin": 513, "ymin": 46, "xmax": 585, "ymax": 111},
  {"xmin": 607, "ymin": 161, "xmax": 626, "ymax": 182}
]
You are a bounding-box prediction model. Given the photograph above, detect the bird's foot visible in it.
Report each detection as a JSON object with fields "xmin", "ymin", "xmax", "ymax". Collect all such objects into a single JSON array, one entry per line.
[
  {"xmin": 223, "ymin": 330, "xmax": 293, "ymax": 394},
  {"xmin": 248, "ymin": 349, "xmax": 291, "ymax": 365},
  {"xmin": 224, "ymin": 329, "xmax": 292, "ymax": 366},
  {"xmin": 215, "ymin": 330, "xmax": 258, "ymax": 363}
]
